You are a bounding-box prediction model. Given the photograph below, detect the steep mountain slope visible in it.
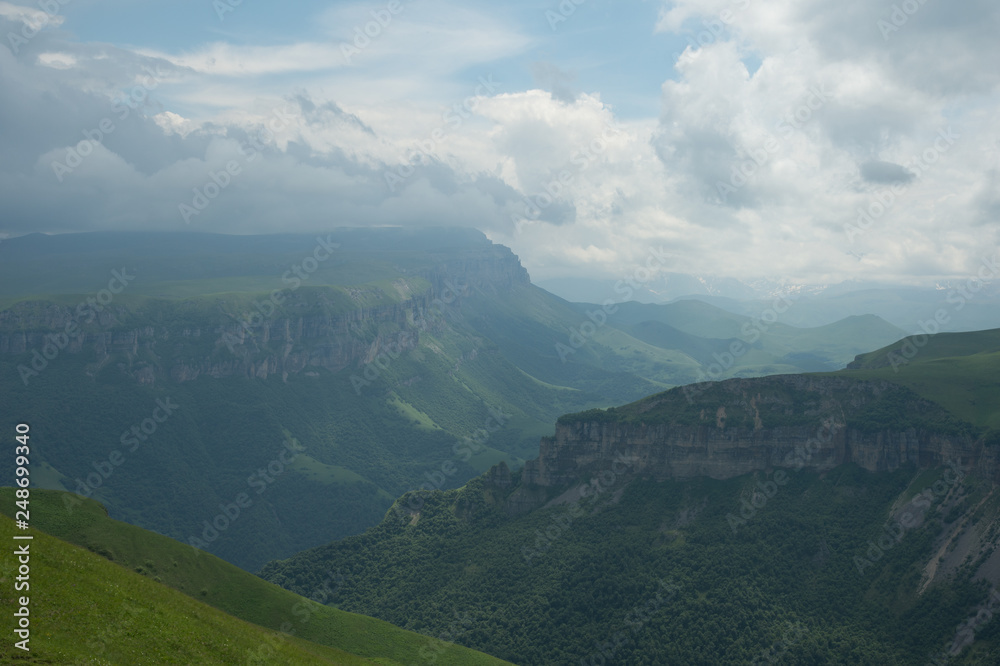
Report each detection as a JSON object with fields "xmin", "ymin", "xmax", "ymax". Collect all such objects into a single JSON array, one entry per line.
[
  {"xmin": 842, "ymin": 329, "xmax": 1000, "ymax": 437},
  {"xmin": 0, "ymin": 230, "xmax": 619, "ymax": 570},
  {"xmin": 261, "ymin": 328, "xmax": 1000, "ymax": 665},
  {"xmin": 0, "ymin": 489, "xmax": 512, "ymax": 665},
  {"xmin": 0, "ymin": 514, "xmax": 377, "ymax": 664},
  {"xmin": 0, "ymin": 229, "xmax": 910, "ymax": 571}
]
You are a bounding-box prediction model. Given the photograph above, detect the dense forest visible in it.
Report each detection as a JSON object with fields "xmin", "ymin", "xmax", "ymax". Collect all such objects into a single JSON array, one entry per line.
[{"xmin": 262, "ymin": 462, "xmax": 1000, "ymax": 664}]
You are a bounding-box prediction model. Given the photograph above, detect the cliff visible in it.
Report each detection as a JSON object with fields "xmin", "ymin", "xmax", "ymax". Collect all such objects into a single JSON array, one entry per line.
[
  {"xmin": 0, "ymin": 243, "xmax": 530, "ymax": 384},
  {"xmin": 504, "ymin": 374, "xmax": 995, "ymax": 510}
]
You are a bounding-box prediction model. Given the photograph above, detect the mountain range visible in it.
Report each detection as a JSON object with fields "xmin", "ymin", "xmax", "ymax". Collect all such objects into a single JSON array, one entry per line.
[
  {"xmin": 2, "ymin": 228, "xmax": 999, "ymax": 664},
  {"xmin": 0, "ymin": 229, "xmax": 907, "ymax": 570}
]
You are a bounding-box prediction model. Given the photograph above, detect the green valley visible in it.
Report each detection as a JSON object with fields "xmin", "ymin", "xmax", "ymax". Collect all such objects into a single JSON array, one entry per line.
[
  {"xmin": 260, "ymin": 327, "xmax": 1000, "ymax": 665},
  {"xmin": 0, "ymin": 230, "xmax": 904, "ymax": 572}
]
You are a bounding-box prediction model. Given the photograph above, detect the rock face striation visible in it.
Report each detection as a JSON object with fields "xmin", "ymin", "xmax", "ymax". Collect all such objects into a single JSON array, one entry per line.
[
  {"xmin": 0, "ymin": 243, "xmax": 530, "ymax": 384},
  {"xmin": 507, "ymin": 374, "xmax": 996, "ymax": 505}
]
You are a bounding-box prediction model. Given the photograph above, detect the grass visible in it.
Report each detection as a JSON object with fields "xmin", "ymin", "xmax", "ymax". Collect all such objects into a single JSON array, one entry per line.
[
  {"xmin": 0, "ymin": 513, "xmax": 378, "ymax": 665},
  {"xmin": 286, "ymin": 455, "xmax": 398, "ymax": 504},
  {"xmin": 0, "ymin": 489, "xmax": 513, "ymax": 666},
  {"xmin": 839, "ymin": 333, "xmax": 1000, "ymax": 429},
  {"xmin": 387, "ymin": 394, "xmax": 442, "ymax": 431}
]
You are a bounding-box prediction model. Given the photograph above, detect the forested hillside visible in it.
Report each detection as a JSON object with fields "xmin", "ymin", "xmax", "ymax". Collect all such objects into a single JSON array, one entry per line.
[{"xmin": 261, "ymin": 328, "xmax": 1000, "ymax": 664}]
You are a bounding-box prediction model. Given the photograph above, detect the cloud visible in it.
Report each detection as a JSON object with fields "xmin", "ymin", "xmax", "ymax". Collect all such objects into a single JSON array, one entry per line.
[
  {"xmin": 859, "ymin": 160, "xmax": 915, "ymax": 185},
  {"xmin": 0, "ymin": 1, "xmax": 65, "ymax": 30},
  {"xmin": 530, "ymin": 61, "xmax": 578, "ymax": 103},
  {"xmin": 136, "ymin": 42, "xmax": 350, "ymax": 77},
  {"xmin": 642, "ymin": 0, "xmax": 1000, "ymax": 284},
  {"xmin": 0, "ymin": 0, "xmax": 998, "ymax": 289}
]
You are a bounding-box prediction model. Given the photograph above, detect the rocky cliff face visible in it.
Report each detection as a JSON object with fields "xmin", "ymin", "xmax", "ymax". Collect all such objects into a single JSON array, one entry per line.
[
  {"xmin": 509, "ymin": 375, "xmax": 997, "ymax": 503},
  {"xmin": 0, "ymin": 244, "xmax": 530, "ymax": 384}
]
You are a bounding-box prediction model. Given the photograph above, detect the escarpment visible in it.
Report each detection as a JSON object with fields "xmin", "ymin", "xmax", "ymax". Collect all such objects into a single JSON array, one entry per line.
[
  {"xmin": 0, "ymin": 243, "xmax": 530, "ymax": 384},
  {"xmin": 500, "ymin": 374, "xmax": 996, "ymax": 512}
]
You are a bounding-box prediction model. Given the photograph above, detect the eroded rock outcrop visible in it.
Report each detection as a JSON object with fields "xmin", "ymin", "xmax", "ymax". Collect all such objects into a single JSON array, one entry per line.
[
  {"xmin": 505, "ymin": 375, "xmax": 995, "ymax": 511},
  {"xmin": 1, "ymin": 244, "xmax": 530, "ymax": 384}
]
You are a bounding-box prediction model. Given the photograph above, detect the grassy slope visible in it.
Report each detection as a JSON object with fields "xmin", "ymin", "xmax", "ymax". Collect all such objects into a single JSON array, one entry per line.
[
  {"xmin": 460, "ymin": 285, "xmax": 700, "ymax": 397},
  {"xmin": 0, "ymin": 513, "xmax": 376, "ymax": 665},
  {"xmin": 562, "ymin": 327, "xmax": 1000, "ymax": 433},
  {"xmin": 0, "ymin": 489, "xmax": 512, "ymax": 666},
  {"xmin": 837, "ymin": 329, "xmax": 1000, "ymax": 430},
  {"xmin": 847, "ymin": 328, "xmax": 1000, "ymax": 368}
]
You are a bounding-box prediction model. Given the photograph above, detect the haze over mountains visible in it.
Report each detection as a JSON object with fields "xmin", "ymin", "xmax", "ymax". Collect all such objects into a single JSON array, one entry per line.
[
  {"xmin": 1, "ymin": 228, "xmax": 919, "ymax": 570},
  {"xmin": 260, "ymin": 325, "xmax": 1000, "ymax": 664},
  {"xmin": 1, "ymin": 228, "xmax": 998, "ymax": 664},
  {"xmin": 3, "ymin": 0, "xmax": 1000, "ymax": 661},
  {"xmin": 539, "ymin": 270, "xmax": 1000, "ymax": 332}
]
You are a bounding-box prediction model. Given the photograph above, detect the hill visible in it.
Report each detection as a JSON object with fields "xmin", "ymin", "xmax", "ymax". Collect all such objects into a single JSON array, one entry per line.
[
  {"xmin": 259, "ymin": 327, "xmax": 1000, "ymax": 664},
  {"xmin": 0, "ymin": 488, "xmax": 512, "ymax": 665},
  {"xmin": 840, "ymin": 328, "xmax": 1000, "ymax": 434},
  {"xmin": 0, "ymin": 512, "xmax": 378, "ymax": 664},
  {"xmin": 0, "ymin": 229, "xmax": 910, "ymax": 570}
]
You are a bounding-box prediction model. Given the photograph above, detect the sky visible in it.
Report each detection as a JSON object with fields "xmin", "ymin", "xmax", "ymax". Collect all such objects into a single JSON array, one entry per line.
[{"xmin": 0, "ymin": 0, "xmax": 998, "ymax": 286}]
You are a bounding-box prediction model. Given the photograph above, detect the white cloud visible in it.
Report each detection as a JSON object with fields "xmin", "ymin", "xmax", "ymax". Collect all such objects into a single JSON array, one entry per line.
[
  {"xmin": 0, "ymin": 0, "xmax": 997, "ymax": 288},
  {"xmin": 37, "ymin": 51, "xmax": 76, "ymax": 69},
  {"xmin": 137, "ymin": 42, "xmax": 350, "ymax": 77},
  {"xmin": 0, "ymin": 1, "xmax": 65, "ymax": 28},
  {"xmin": 638, "ymin": 0, "xmax": 1000, "ymax": 283}
]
